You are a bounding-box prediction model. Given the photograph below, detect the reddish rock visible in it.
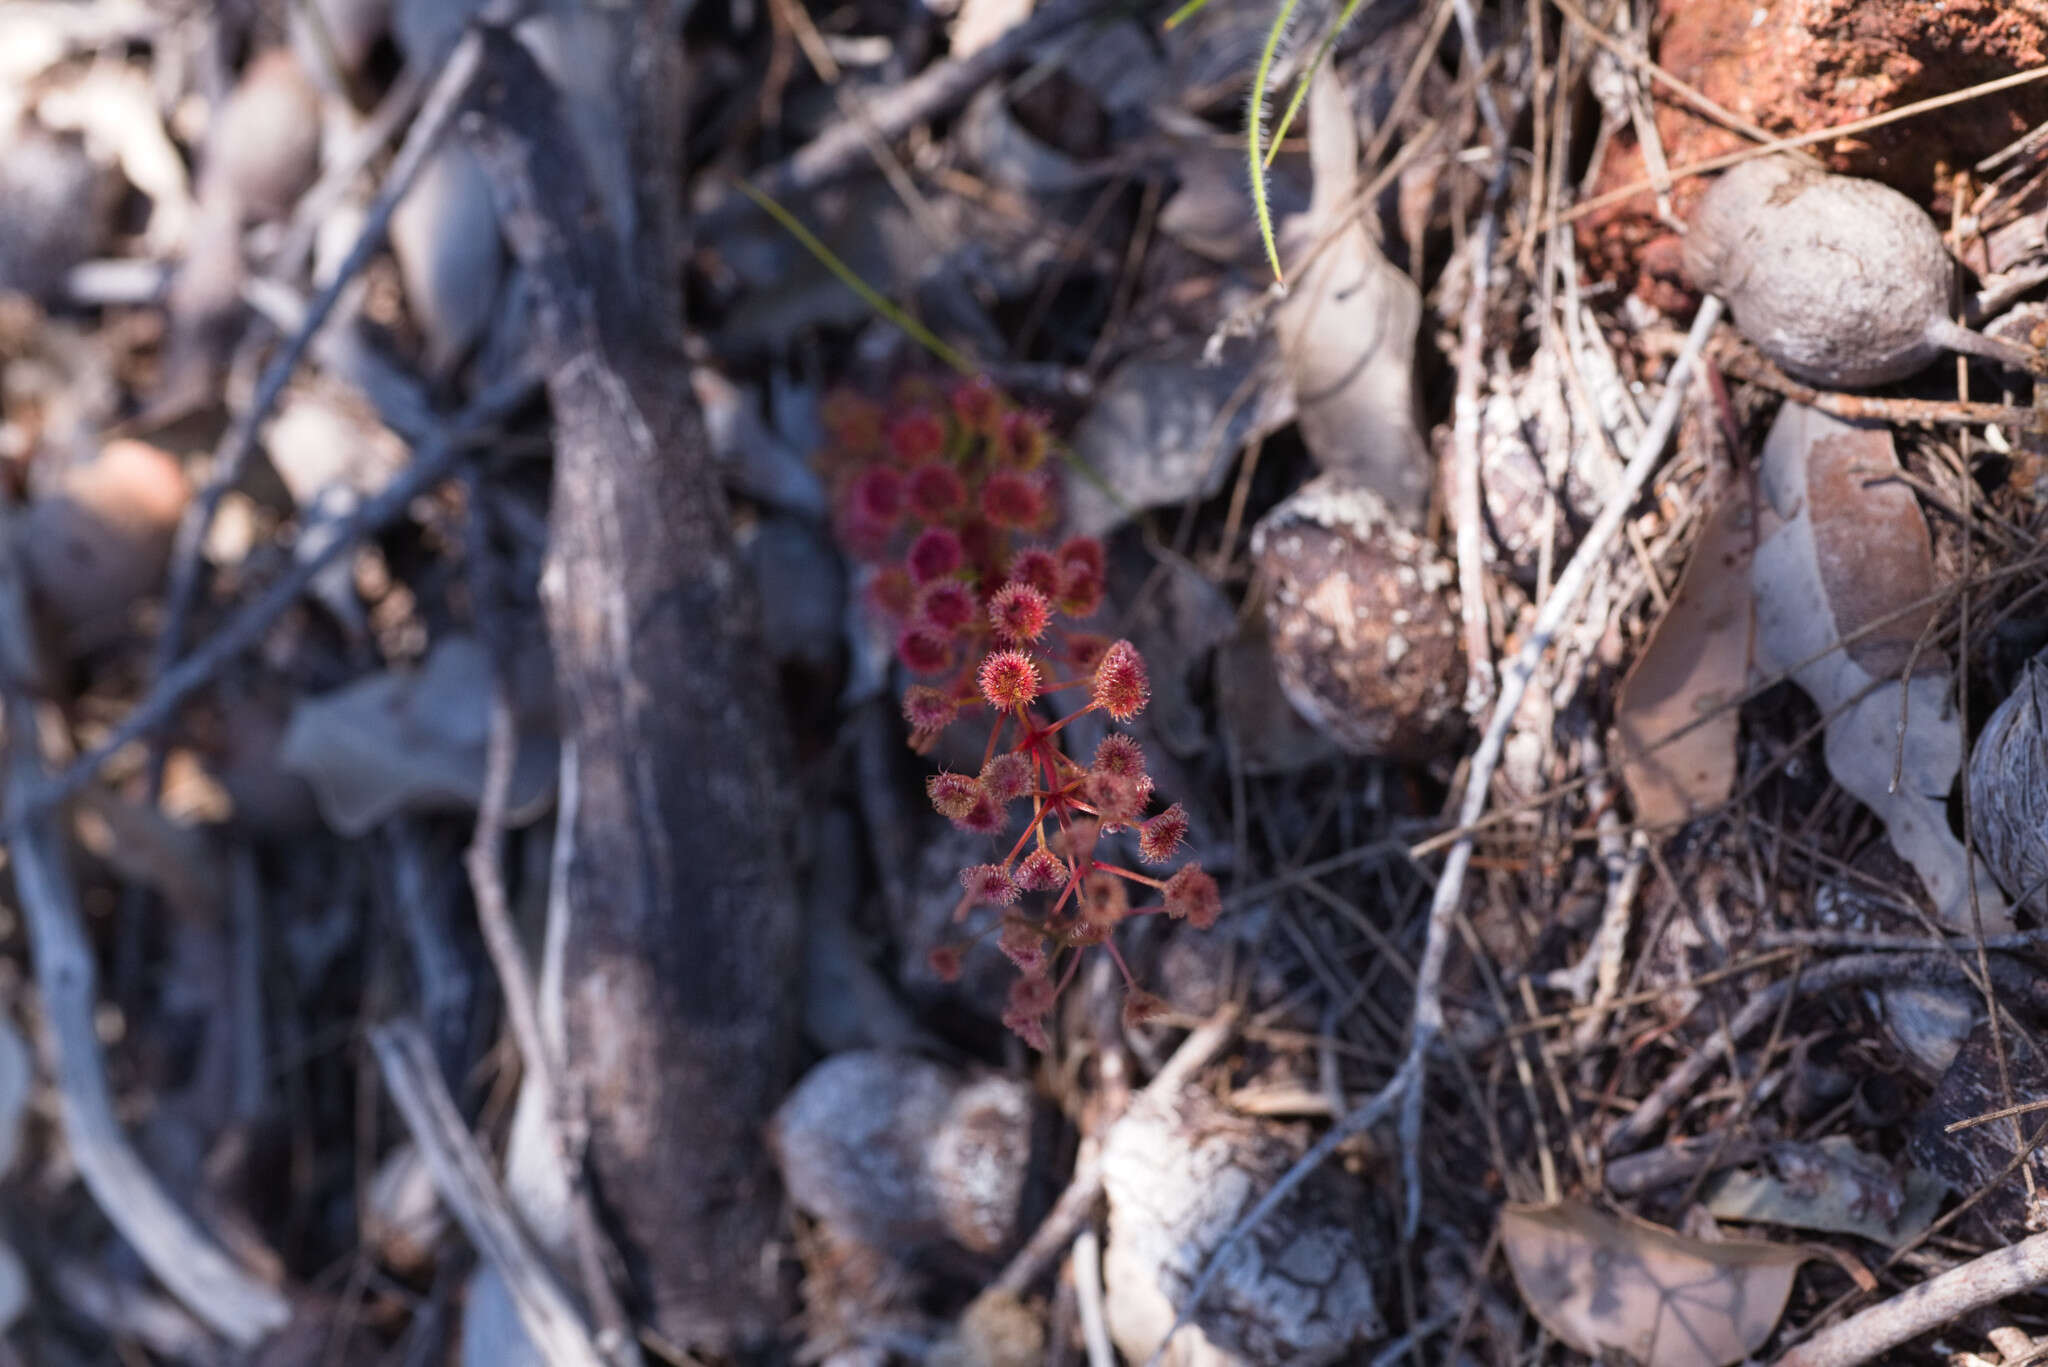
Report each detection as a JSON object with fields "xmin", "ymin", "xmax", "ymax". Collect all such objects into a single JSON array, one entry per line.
[{"xmin": 1581, "ymin": 0, "xmax": 2048, "ymax": 294}]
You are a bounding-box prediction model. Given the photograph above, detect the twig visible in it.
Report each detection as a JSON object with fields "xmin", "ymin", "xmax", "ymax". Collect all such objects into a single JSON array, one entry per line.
[
  {"xmin": 462, "ymin": 692, "xmax": 643, "ymax": 1367},
  {"xmin": 1712, "ymin": 339, "xmax": 2048, "ymax": 432},
  {"xmin": 368, "ymin": 1020, "xmax": 606, "ymax": 1367},
  {"xmin": 1777, "ymin": 1229, "xmax": 2048, "ymax": 1367},
  {"xmin": 1146, "ymin": 297, "xmax": 1725, "ymax": 1367},
  {"xmin": 1072, "ymin": 1226, "xmax": 1114, "ymax": 1367},
  {"xmin": 990, "ymin": 1007, "xmax": 1238, "ymax": 1298},
  {"xmin": 1450, "ymin": 193, "xmax": 1504, "ymax": 715},
  {"xmin": 1552, "ymin": 64, "xmax": 2048, "ymax": 228},
  {"xmin": 25, "ymin": 374, "xmax": 533, "ymax": 817},
  {"xmin": 151, "ymin": 26, "xmax": 489, "ymax": 697},
  {"xmin": 696, "ymin": 0, "xmax": 1107, "ymax": 231},
  {"xmin": 5, "ymin": 736, "xmax": 290, "ymax": 1346},
  {"xmin": 465, "ymin": 696, "xmax": 556, "ymax": 1116}
]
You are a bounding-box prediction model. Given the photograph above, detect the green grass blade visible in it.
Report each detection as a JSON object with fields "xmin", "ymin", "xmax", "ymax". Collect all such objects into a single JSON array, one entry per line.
[
  {"xmin": 1248, "ymin": 0, "xmax": 1300, "ymax": 285},
  {"xmin": 1264, "ymin": 0, "xmax": 1370, "ymax": 168},
  {"xmin": 1162, "ymin": 0, "xmax": 1215, "ymax": 29},
  {"xmin": 734, "ymin": 179, "xmax": 976, "ymax": 376}
]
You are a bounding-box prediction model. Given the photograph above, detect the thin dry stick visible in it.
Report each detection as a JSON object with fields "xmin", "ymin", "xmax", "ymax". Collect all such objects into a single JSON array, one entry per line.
[
  {"xmin": 465, "ymin": 697, "xmax": 555, "ymax": 1108},
  {"xmin": 1712, "ymin": 341, "xmax": 2048, "ymax": 432},
  {"xmin": 368, "ymin": 1020, "xmax": 606, "ymax": 1367},
  {"xmin": 26, "ymin": 374, "xmax": 533, "ymax": 817},
  {"xmin": 153, "ymin": 25, "xmax": 488, "ymax": 693},
  {"xmin": 1450, "ymin": 194, "xmax": 1503, "ymax": 714},
  {"xmin": 1146, "ymin": 298, "xmax": 1727, "ymax": 1367},
  {"xmin": 1071, "ymin": 1226, "xmax": 1115, "ymax": 1367},
  {"xmin": 5, "ymin": 739, "xmax": 289, "ymax": 1345},
  {"xmin": 1553, "ymin": 64, "xmax": 2048, "ymax": 228},
  {"xmin": 464, "ymin": 696, "xmax": 642, "ymax": 1367},
  {"xmin": 1776, "ymin": 1229, "xmax": 2048, "ymax": 1367}
]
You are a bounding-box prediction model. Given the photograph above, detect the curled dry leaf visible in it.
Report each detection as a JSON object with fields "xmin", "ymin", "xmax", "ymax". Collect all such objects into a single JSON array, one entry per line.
[
  {"xmin": 1612, "ymin": 471, "xmax": 1754, "ymax": 827},
  {"xmin": 1751, "ymin": 401, "xmax": 2008, "ymax": 935},
  {"xmin": 1273, "ymin": 65, "xmax": 1431, "ymax": 526},
  {"xmin": 1500, "ymin": 1199, "xmax": 1807, "ymax": 1367},
  {"xmin": 279, "ymin": 635, "xmax": 556, "ymax": 837}
]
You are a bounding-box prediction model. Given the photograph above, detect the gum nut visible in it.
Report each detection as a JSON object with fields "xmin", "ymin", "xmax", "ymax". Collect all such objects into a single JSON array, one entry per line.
[
  {"xmin": 205, "ymin": 50, "xmax": 323, "ymax": 221},
  {"xmin": 1682, "ymin": 155, "xmax": 1952, "ymax": 388},
  {"xmin": 22, "ymin": 440, "xmax": 191, "ymax": 652},
  {"xmin": 1250, "ymin": 473, "xmax": 1464, "ymax": 760},
  {"xmin": 388, "ymin": 140, "xmax": 503, "ymax": 377}
]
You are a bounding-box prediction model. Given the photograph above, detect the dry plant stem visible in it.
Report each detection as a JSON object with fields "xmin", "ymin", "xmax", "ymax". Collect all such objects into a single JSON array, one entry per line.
[
  {"xmin": 990, "ymin": 1007, "xmax": 1238, "ymax": 1298},
  {"xmin": 3, "ymin": 744, "xmax": 289, "ymax": 1346},
  {"xmin": 1148, "ymin": 298, "xmax": 1727, "ymax": 1367},
  {"xmin": 153, "ymin": 25, "xmax": 487, "ymax": 692},
  {"xmin": 368, "ymin": 1020, "xmax": 607, "ymax": 1367},
  {"xmin": 1776, "ymin": 1229, "xmax": 2048, "ymax": 1367},
  {"xmin": 698, "ymin": 0, "xmax": 1106, "ymax": 229},
  {"xmin": 27, "ymin": 373, "xmax": 532, "ymax": 816}
]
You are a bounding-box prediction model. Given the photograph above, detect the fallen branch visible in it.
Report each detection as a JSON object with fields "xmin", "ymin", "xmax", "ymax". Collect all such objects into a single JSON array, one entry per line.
[
  {"xmin": 368, "ymin": 1020, "xmax": 606, "ymax": 1367},
  {"xmin": 1776, "ymin": 1228, "xmax": 2048, "ymax": 1367},
  {"xmin": 1146, "ymin": 296, "xmax": 1725, "ymax": 1367},
  {"xmin": 5, "ymin": 742, "xmax": 289, "ymax": 1345}
]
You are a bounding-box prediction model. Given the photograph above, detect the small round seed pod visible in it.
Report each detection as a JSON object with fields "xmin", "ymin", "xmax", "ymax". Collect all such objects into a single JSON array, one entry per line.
[
  {"xmin": 1968, "ymin": 648, "xmax": 2048, "ymax": 909},
  {"xmin": 1250, "ymin": 473, "xmax": 1464, "ymax": 759},
  {"xmin": 1684, "ymin": 155, "xmax": 2038, "ymax": 388}
]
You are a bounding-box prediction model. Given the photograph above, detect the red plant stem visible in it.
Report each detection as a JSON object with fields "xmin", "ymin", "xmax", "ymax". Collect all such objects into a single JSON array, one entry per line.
[
  {"xmin": 1104, "ymin": 939, "xmax": 1141, "ymax": 992},
  {"xmin": 1094, "ymin": 863, "xmax": 1166, "ymax": 890}
]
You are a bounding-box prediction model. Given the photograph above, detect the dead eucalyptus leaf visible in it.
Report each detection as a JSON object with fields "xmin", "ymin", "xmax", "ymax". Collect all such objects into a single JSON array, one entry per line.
[
  {"xmin": 1273, "ymin": 65, "xmax": 1431, "ymax": 525},
  {"xmin": 1613, "ymin": 474, "xmax": 1755, "ymax": 827},
  {"xmin": 1499, "ymin": 1199, "xmax": 1807, "ymax": 1367},
  {"xmin": 1704, "ymin": 1138, "xmax": 1942, "ymax": 1246},
  {"xmin": 279, "ymin": 635, "xmax": 556, "ymax": 837},
  {"xmin": 388, "ymin": 139, "xmax": 503, "ymax": 379},
  {"xmin": 1751, "ymin": 402, "xmax": 2007, "ymax": 934}
]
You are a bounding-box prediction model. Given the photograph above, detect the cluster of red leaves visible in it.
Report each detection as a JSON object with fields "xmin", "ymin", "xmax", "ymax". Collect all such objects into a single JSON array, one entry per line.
[{"xmin": 821, "ymin": 376, "xmax": 1221, "ymax": 1048}]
